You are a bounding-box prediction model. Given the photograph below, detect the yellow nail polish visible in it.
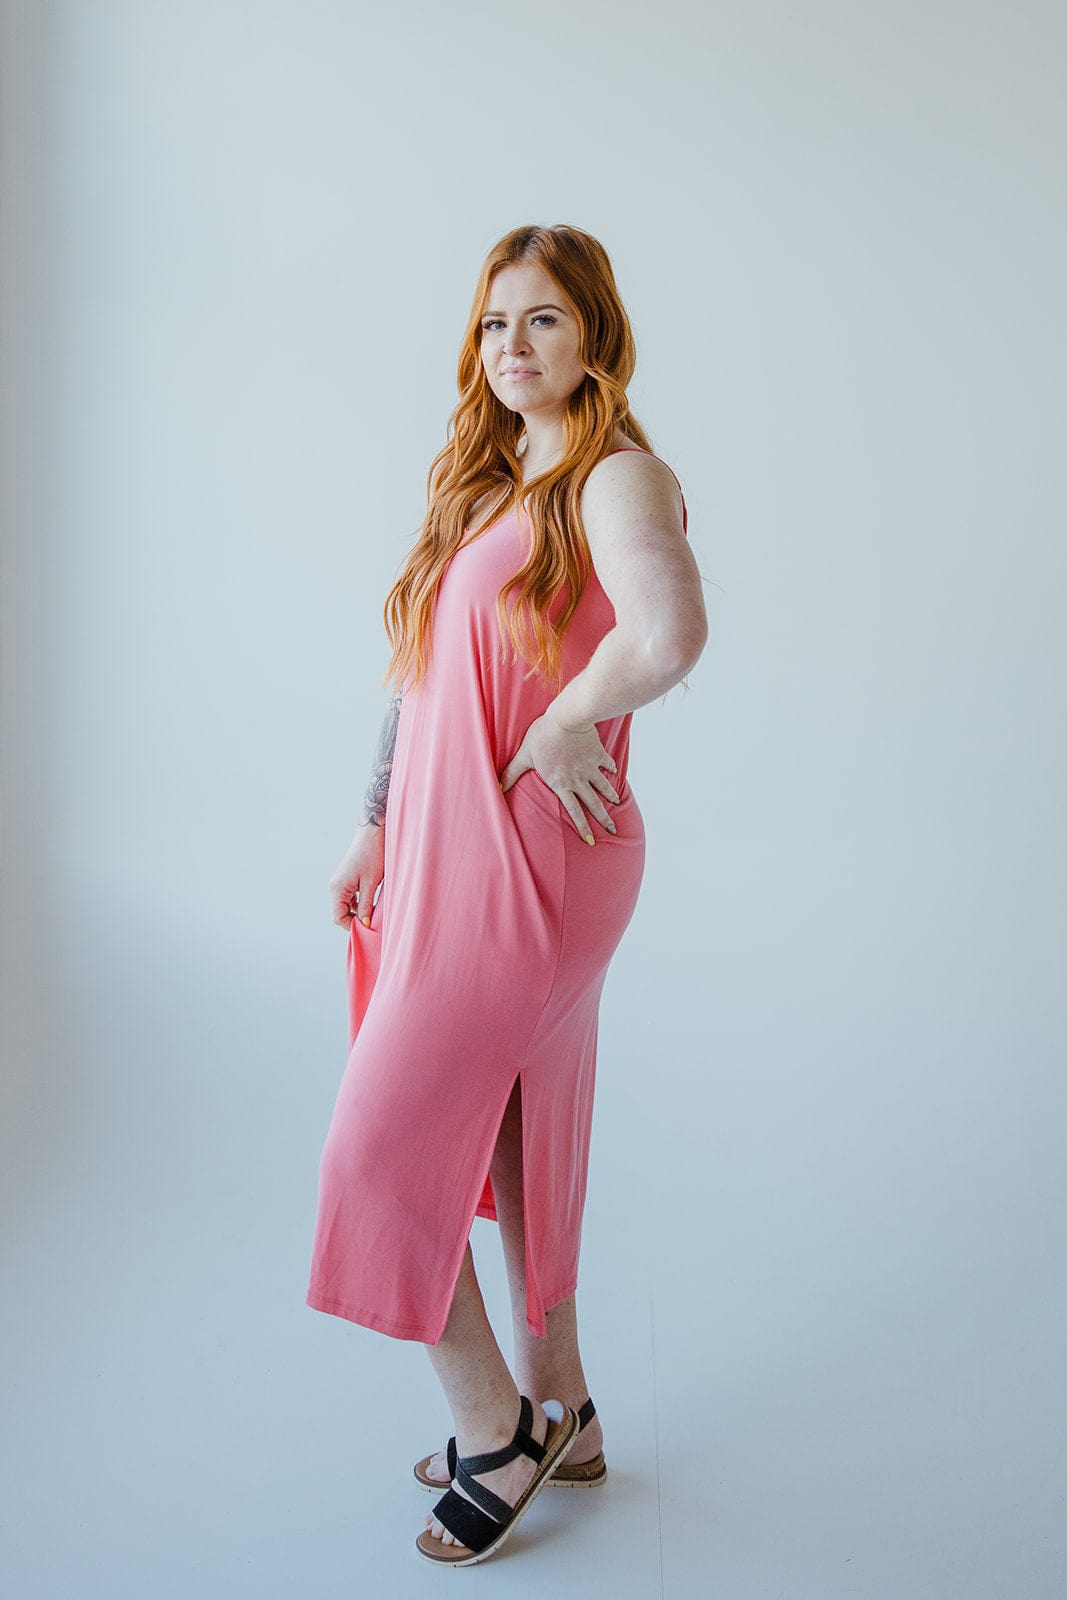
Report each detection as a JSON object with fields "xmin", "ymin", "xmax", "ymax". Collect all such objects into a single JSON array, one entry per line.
[
  {"xmin": 585, "ymin": 833, "xmax": 595, "ymax": 846},
  {"xmin": 362, "ymin": 915, "xmax": 371, "ymax": 927}
]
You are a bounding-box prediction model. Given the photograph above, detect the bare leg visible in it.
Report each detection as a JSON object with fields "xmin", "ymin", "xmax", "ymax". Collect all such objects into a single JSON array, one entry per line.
[
  {"xmin": 491, "ymin": 1075, "xmax": 605, "ymax": 1464},
  {"xmin": 421, "ymin": 1241, "xmax": 551, "ymax": 1547},
  {"xmin": 421, "ymin": 1075, "xmax": 603, "ymax": 1487}
]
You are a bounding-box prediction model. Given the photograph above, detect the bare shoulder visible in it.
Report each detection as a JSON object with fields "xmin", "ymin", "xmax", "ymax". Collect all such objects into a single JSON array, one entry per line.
[
  {"xmin": 579, "ymin": 444, "xmax": 686, "ymax": 558},
  {"xmin": 573, "ymin": 442, "xmax": 704, "ymax": 654}
]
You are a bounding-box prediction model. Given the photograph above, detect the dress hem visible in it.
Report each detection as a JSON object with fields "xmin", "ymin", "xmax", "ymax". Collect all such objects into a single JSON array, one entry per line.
[
  {"xmin": 305, "ymin": 1288, "xmax": 443, "ymax": 1343},
  {"xmin": 304, "ymin": 1275, "xmax": 580, "ymax": 1345}
]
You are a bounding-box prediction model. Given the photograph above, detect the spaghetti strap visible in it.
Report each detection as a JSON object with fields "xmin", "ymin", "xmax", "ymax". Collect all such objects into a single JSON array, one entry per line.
[{"xmin": 600, "ymin": 446, "xmax": 689, "ymax": 535}]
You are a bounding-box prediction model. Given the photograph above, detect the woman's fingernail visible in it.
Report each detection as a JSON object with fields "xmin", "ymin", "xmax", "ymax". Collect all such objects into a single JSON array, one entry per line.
[
  {"xmin": 362, "ymin": 915, "xmax": 371, "ymax": 926},
  {"xmin": 606, "ymin": 823, "xmax": 617, "ymax": 834},
  {"xmin": 585, "ymin": 833, "xmax": 595, "ymax": 846}
]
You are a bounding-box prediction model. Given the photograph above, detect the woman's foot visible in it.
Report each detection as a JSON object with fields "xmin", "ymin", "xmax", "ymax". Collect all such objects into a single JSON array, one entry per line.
[
  {"xmin": 422, "ymin": 1397, "xmax": 549, "ymax": 1548},
  {"xmin": 420, "ymin": 1393, "xmax": 604, "ymax": 1486},
  {"xmin": 421, "ymin": 1447, "xmax": 452, "ymax": 1486}
]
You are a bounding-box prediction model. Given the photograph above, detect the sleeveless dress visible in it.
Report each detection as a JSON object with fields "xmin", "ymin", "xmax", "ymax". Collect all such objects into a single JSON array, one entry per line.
[{"xmin": 305, "ymin": 449, "xmax": 689, "ymax": 1343}]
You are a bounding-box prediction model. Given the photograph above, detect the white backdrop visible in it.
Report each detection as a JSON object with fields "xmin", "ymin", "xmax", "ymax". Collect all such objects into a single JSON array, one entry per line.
[{"xmin": 2, "ymin": 2, "xmax": 1065, "ymax": 1596}]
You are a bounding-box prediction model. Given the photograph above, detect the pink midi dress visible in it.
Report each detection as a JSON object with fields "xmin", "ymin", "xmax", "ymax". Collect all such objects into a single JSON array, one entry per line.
[{"xmin": 305, "ymin": 449, "xmax": 689, "ymax": 1343}]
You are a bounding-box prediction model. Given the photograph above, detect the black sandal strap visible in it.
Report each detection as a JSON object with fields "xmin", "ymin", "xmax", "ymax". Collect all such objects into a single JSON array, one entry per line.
[
  {"xmin": 446, "ymin": 1436, "xmax": 457, "ymax": 1477},
  {"xmin": 429, "ymin": 1486, "xmax": 501, "ymax": 1554},
  {"xmin": 510, "ymin": 1395, "xmax": 547, "ymax": 1465},
  {"xmin": 576, "ymin": 1396, "xmax": 596, "ymax": 1432},
  {"xmin": 454, "ymin": 1459, "xmax": 514, "ymax": 1526},
  {"xmin": 433, "ymin": 1395, "xmax": 570, "ymax": 1549},
  {"xmin": 455, "ymin": 1395, "xmax": 546, "ymax": 1475}
]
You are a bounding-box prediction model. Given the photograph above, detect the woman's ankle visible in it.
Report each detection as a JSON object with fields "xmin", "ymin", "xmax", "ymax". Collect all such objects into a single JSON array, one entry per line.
[
  {"xmin": 513, "ymin": 1369, "xmax": 589, "ymax": 1412},
  {"xmin": 457, "ymin": 1391, "xmax": 552, "ymax": 1455}
]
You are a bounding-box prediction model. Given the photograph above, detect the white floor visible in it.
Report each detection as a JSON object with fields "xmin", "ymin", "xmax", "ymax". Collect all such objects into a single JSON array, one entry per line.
[
  {"xmin": 3, "ymin": 861, "xmax": 1065, "ymax": 1599},
  {"xmin": 5, "ymin": 1049, "xmax": 1065, "ymax": 1600}
]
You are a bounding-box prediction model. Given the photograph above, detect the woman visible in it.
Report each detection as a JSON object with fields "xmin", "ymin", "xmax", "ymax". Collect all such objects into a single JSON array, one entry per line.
[{"xmin": 306, "ymin": 223, "xmax": 708, "ymax": 1567}]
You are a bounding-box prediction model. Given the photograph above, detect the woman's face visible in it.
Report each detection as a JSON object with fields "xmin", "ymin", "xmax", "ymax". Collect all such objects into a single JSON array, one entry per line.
[{"xmin": 479, "ymin": 262, "xmax": 587, "ymax": 423}]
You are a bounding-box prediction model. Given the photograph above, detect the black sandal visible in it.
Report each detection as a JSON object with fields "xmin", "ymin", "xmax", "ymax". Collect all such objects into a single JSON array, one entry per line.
[
  {"xmin": 547, "ymin": 1397, "xmax": 607, "ymax": 1487},
  {"xmin": 413, "ymin": 1393, "xmax": 605, "ymax": 1490},
  {"xmin": 415, "ymin": 1395, "xmax": 577, "ymax": 1566}
]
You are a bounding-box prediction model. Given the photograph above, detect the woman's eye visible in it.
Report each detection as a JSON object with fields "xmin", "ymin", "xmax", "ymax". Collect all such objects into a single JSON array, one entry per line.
[{"xmin": 481, "ymin": 314, "xmax": 556, "ymax": 331}]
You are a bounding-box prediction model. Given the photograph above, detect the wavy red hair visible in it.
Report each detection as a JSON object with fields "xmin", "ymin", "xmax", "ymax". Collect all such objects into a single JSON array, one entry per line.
[{"xmin": 381, "ymin": 223, "xmax": 653, "ymax": 694}]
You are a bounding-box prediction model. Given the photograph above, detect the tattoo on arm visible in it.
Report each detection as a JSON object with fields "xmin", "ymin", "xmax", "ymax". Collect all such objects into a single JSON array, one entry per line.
[{"xmin": 358, "ymin": 690, "xmax": 403, "ymax": 827}]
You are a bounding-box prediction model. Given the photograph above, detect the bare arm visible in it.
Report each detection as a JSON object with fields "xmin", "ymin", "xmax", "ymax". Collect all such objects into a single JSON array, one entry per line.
[
  {"xmin": 357, "ymin": 688, "xmax": 403, "ymax": 828},
  {"xmin": 330, "ymin": 688, "xmax": 403, "ymax": 929},
  {"xmin": 547, "ymin": 452, "xmax": 707, "ymax": 731},
  {"xmin": 498, "ymin": 452, "xmax": 707, "ymax": 844}
]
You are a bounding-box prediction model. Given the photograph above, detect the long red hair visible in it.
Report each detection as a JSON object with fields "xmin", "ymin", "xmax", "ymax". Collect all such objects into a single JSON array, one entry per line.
[{"xmin": 381, "ymin": 223, "xmax": 653, "ymax": 693}]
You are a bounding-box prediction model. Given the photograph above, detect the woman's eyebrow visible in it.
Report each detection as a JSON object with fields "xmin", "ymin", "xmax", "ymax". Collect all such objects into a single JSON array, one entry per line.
[{"xmin": 482, "ymin": 303, "xmax": 567, "ymax": 318}]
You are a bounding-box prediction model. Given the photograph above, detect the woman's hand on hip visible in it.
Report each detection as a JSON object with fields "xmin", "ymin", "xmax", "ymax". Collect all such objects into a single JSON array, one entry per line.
[
  {"xmin": 499, "ymin": 710, "xmax": 620, "ymax": 844},
  {"xmin": 329, "ymin": 822, "xmax": 386, "ymax": 929}
]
